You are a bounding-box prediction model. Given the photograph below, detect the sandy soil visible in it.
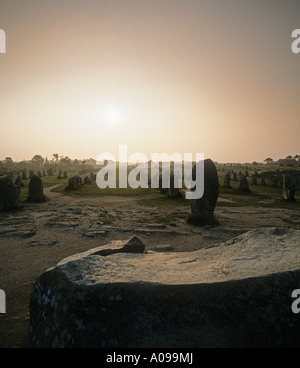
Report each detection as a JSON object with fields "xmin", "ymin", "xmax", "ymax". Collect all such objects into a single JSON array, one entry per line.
[{"xmin": 0, "ymin": 185, "xmax": 299, "ymax": 348}]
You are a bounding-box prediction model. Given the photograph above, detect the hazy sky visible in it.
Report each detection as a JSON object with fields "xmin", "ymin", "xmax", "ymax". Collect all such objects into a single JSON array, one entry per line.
[{"xmin": 0, "ymin": 0, "xmax": 299, "ymax": 163}]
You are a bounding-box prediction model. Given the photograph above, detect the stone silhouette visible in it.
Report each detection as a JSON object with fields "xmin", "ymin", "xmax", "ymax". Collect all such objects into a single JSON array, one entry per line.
[
  {"xmin": 251, "ymin": 176, "xmax": 257, "ymax": 185},
  {"xmin": 189, "ymin": 159, "xmax": 219, "ymax": 224},
  {"xmin": 0, "ymin": 176, "xmax": 20, "ymax": 211},
  {"xmin": 238, "ymin": 174, "xmax": 250, "ymax": 192},
  {"xmin": 84, "ymin": 176, "xmax": 92, "ymax": 184},
  {"xmin": 223, "ymin": 172, "xmax": 231, "ymax": 188},
  {"xmin": 15, "ymin": 174, "xmax": 24, "ymax": 187},
  {"xmin": 67, "ymin": 175, "xmax": 83, "ymax": 190},
  {"xmin": 22, "ymin": 169, "xmax": 27, "ymax": 180},
  {"xmin": 282, "ymin": 174, "xmax": 296, "ymax": 201},
  {"xmin": 28, "ymin": 175, "xmax": 46, "ymax": 202},
  {"xmin": 271, "ymin": 175, "xmax": 278, "ymax": 187}
]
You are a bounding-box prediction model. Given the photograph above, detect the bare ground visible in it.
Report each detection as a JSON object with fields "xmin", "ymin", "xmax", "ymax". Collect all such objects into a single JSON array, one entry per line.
[{"xmin": 0, "ymin": 185, "xmax": 299, "ymax": 348}]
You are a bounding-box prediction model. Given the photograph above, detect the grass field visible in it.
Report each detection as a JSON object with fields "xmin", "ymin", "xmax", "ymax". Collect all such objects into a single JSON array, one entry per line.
[{"xmin": 17, "ymin": 163, "xmax": 300, "ymax": 210}]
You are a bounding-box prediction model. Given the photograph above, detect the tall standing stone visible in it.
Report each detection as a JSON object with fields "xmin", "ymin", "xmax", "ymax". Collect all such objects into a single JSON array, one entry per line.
[
  {"xmin": 190, "ymin": 159, "xmax": 219, "ymax": 224},
  {"xmin": 28, "ymin": 175, "xmax": 46, "ymax": 202},
  {"xmin": 168, "ymin": 174, "xmax": 182, "ymax": 199},
  {"xmin": 0, "ymin": 176, "xmax": 20, "ymax": 211},
  {"xmin": 282, "ymin": 174, "xmax": 296, "ymax": 201}
]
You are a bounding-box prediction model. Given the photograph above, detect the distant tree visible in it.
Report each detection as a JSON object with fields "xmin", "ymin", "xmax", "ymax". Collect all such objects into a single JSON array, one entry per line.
[
  {"xmin": 31, "ymin": 155, "xmax": 44, "ymax": 170},
  {"xmin": 31, "ymin": 154, "xmax": 44, "ymax": 165},
  {"xmin": 286, "ymin": 155, "xmax": 293, "ymax": 159},
  {"xmin": 4, "ymin": 157, "xmax": 13, "ymax": 164},
  {"xmin": 60, "ymin": 156, "xmax": 72, "ymax": 169},
  {"xmin": 4, "ymin": 157, "xmax": 13, "ymax": 168},
  {"xmin": 264, "ymin": 158, "xmax": 273, "ymax": 164},
  {"xmin": 53, "ymin": 153, "xmax": 59, "ymax": 162}
]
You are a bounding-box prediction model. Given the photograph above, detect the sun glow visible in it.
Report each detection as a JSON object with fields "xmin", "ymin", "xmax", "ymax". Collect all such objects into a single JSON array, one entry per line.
[{"xmin": 104, "ymin": 107, "xmax": 121, "ymax": 125}]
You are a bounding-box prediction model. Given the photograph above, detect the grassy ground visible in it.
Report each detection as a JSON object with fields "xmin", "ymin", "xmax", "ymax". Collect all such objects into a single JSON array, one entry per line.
[{"xmin": 17, "ymin": 164, "xmax": 300, "ymax": 210}]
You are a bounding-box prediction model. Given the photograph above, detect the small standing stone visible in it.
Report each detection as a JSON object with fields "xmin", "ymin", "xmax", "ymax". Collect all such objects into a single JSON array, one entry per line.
[
  {"xmin": 84, "ymin": 176, "xmax": 92, "ymax": 184},
  {"xmin": 168, "ymin": 174, "xmax": 182, "ymax": 199},
  {"xmin": 238, "ymin": 174, "xmax": 250, "ymax": 192},
  {"xmin": 223, "ymin": 172, "xmax": 231, "ymax": 188},
  {"xmin": 28, "ymin": 175, "xmax": 46, "ymax": 202},
  {"xmin": 282, "ymin": 174, "xmax": 296, "ymax": 201}
]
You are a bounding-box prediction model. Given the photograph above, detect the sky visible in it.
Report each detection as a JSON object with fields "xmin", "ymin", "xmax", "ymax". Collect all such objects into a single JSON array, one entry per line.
[{"xmin": 0, "ymin": 0, "xmax": 299, "ymax": 163}]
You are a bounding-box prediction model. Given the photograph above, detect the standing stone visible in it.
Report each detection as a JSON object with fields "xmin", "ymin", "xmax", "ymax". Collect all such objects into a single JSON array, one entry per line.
[
  {"xmin": 168, "ymin": 174, "xmax": 182, "ymax": 199},
  {"xmin": 28, "ymin": 175, "xmax": 46, "ymax": 202},
  {"xmin": 22, "ymin": 169, "xmax": 27, "ymax": 180},
  {"xmin": 84, "ymin": 176, "xmax": 92, "ymax": 184},
  {"xmin": 57, "ymin": 169, "xmax": 62, "ymax": 179},
  {"xmin": 159, "ymin": 171, "xmax": 170, "ymax": 194},
  {"xmin": 271, "ymin": 175, "xmax": 278, "ymax": 187},
  {"xmin": 63, "ymin": 171, "xmax": 68, "ymax": 179},
  {"xmin": 190, "ymin": 159, "xmax": 219, "ymax": 224},
  {"xmin": 282, "ymin": 174, "xmax": 296, "ymax": 201},
  {"xmin": 233, "ymin": 172, "xmax": 238, "ymax": 181},
  {"xmin": 67, "ymin": 175, "xmax": 83, "ymax": 190},
  {"xmin": 15, "ymin": 174, "xmax": 24, "ymax": 187},
  {"xmin": 0, "ymin": 176, "xmax": 20, "ymax": 211},
  {"xmin": 238, "ymin": 174, "xmax": 250, "ymax": 192},
  {"xmin": 261, "ymin": 177, "xmax": 266, "ymax": 186},
  {"xmin": 223, "ymin": 172, "xmax": 231, "ymax": 188},
  {"xmin": 251, "ymin": 176, "xmax": 257, "ymax": 185}
]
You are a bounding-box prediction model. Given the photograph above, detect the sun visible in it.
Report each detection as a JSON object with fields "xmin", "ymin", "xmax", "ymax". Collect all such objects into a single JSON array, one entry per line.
[{"xmin": 104, "ymin": 107, "xmax": 121, "ymax": 125}]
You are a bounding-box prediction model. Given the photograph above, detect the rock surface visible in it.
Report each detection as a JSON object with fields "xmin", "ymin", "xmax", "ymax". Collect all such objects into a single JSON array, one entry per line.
[{"xmin": 29, "ymin": 228, "xmax": 300, "ymax": 348}]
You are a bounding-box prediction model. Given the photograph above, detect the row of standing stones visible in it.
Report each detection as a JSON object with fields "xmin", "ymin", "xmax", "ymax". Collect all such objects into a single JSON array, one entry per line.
[
  {"xmin": 0, "ymin": 159, "xmax": 297, "ymax": 220},
  {"xmin": 0, "ymin": 174, "xmax": 46, "ymax": 211}
]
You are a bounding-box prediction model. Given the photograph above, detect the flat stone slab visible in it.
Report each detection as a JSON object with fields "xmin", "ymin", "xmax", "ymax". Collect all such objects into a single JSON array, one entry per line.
[{"xmin": 29, "ymin": 227, "xmax": 300, "ymax": 348}]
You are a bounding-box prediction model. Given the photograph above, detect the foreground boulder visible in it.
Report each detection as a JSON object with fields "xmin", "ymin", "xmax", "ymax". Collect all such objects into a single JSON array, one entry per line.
[
  {"xmin": 0, "ymin": 176, "xmax": 20, "ymax": 211},
  {"xmin": 29, "ymin": 228, "xmax": 300, "ymax": 348}
]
